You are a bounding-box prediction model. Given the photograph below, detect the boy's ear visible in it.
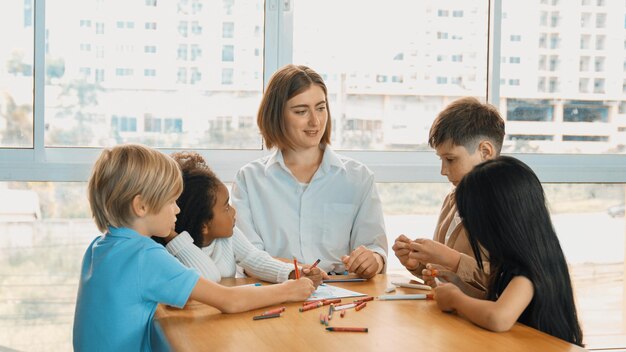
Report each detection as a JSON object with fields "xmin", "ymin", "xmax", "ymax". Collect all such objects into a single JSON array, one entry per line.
[
  {"xmin": 478, "ymin": 140, "xmax": 496, "ymax": 161},
  {"xmin": 131, "ymin": 194, "xmax": 148, "ymax": 217}
]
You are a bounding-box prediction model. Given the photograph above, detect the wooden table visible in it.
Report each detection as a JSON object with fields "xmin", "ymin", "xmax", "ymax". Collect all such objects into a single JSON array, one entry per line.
[{"xmin": 152, "ymin": 274, "xmax": 586, "ymax": 351}]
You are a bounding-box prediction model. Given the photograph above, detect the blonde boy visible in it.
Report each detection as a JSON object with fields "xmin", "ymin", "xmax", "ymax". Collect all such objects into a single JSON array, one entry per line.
[
  {"xmin": 73, "ymin": 144, "xmax": 314, "ymax": 351},
  {"xmin": 392, "ymin": 97, "xmax": 505, "ymax": 293}
]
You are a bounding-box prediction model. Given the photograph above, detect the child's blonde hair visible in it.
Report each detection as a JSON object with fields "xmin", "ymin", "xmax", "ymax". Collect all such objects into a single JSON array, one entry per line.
[{"xmin": 88, "ymin": 144, "xmax": 183, "ymax": 233}]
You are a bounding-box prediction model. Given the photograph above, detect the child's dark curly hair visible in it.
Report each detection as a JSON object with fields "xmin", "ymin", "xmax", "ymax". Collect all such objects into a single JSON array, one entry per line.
[{"xmin": 153, "ymin": 151, "xmax": 221, "ymax": 248}]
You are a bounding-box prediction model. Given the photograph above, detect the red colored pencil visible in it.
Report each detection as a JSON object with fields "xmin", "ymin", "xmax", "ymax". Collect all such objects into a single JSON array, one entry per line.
[
  {"xmin": 293, "ymin": 257, "xmax": 300, "ymax": 279},
  {"xmin": 326, "ymin": 327, "xmax": 368, "ymax": 332}
]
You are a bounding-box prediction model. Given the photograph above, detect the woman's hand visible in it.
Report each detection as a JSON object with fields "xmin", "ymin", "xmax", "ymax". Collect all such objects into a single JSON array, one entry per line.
[{"xmin": 342, "ymin": 246, "xmax": 383, "ymax": 279}]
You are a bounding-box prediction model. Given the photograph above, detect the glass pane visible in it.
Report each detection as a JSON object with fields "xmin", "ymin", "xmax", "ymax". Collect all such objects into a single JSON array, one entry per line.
[
  {"xmin": 0, "ymin": 182, "xmax": 92, "ymax": 351},
  {"xmin": 44, "ymin": 0, "xmax": 264, "ymax": 149},
  {"xmin": 293, "ymin": 0, "xmax": 489, "ymax": 150},
  {"xmin": 501, "ymin": 0, "xmax": 626, "ymax": 154},
  {"xmin": 1, "ymin": 180, "xmax": 624, "ymax": 350},
  {"xmin": 0, "ymin": 0, "xmax": 34, "ymax": 148},
  {"xmin": 380, "ymin": 182, "xmax": 625, "ymax": 347}
]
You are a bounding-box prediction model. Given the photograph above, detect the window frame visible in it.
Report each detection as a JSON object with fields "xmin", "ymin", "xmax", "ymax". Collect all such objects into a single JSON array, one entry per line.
[{"xmin": 1, "ymin": 0, "xmax": 626, "ymax": 184}]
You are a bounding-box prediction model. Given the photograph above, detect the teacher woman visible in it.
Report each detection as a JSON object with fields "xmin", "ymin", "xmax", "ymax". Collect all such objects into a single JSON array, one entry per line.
[{"xmin": 232, "ymin": 64, "xmax": 388, "ymax": 279}]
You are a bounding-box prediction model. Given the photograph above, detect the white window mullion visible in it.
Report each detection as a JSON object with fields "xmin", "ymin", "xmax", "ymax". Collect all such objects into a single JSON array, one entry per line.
[
  {"xmin": 33, "ymin": 0, "xmax": 46, "ymax": 162},
  {"xmin": 487, "ymin": 0, "xmax": 502, "ymax": 105}
]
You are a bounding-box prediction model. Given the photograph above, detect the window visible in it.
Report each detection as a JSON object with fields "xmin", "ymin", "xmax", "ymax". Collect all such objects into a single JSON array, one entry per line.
[
  {"xmin": 223, "ymin": 22, "xmax": 234, "ymax": 38},
  {"xmin": 579, "ymin": 78, "xmax": 589, "ymax": 93},
  {"xmin": 509, "ymin": 57, "xmax": 520, "ymax": 64},
  {"xmin": 144, "ymin": 68, "xmax": 156, "ymax": 77},
  {"xmin": 579, "ymin": 56, "xmax": 590, "ymax": 71},
  {"xmin": 594, "ymin": 57, "xmax": 605, "ymax": 72},
  {"xmin": 563, "ymin": 101, "xmax": 608, "ymax": 122},
  {"xmin": 580, "ymin": 34, "xmax": 591, "ymax": 50},
  {"xmin": 550, "ymin": 33, "xmax": 559, "ymax": 49},
  {"xmin": 144, "ymin": 114, "xmax": 161, "ymax": 132},
  {"xmin": 581, "ymin": 12, "xmax": 591, "ymax": 28},
  {"xmin": 506, "ymin": 99, "xmax": 554, "ymax": 121},
  {"xmin": 2, "ymin": 2, "xmax": 626, "ymax": 351},
  {"xmin": 178, "ymin": 21, "xmax": 188, "ymax": 37},
  {"xmin": 221, "ymin": 68, "xmax": 233, "ymax": 85},
  {"xmin": 191, "ymin": 21, "xmax": 202, "ymax": 35},
  {"xmin": 549, "ymin": 55, "xmax": 559, "ymax": 71},
  {"xmin": 594, "ymin": 78, "xmax": 605, "ymax": 94},
  {"xmin": 596, "ymin": 13, "xmax": 606, "ymax": 28},
  {"xmin": 111, "ymin": 115, "xmax": 137, "ymax": 132},
  {"xmin": 222, "ymin": 45, "xmax": 234, "ymax": 62},
  {"xmin": 595, "ymin": 35, "xmax": 605, "ymax": 50}
]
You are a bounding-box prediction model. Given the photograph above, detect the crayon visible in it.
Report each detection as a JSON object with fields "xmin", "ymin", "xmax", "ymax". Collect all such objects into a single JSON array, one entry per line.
[
  {"xmin": 293, "ymin": 257, "xmax": 300, "ymax": 279},
  {"xmin": 340, "ymin": 310, "xmax": 346, "ymax": 318},
  {"xmin": 299, "ymin": 301, "xmax": 323, "ymax": 312},
  {"xmin": 326, "ymin": 327, "xmax": 368, "ymax": 333},
  {"xmin": 310, "ymin": 259, "xmax": 321, "ymax": 269},
  {"xmin": 253, "ymin": 313, "xmax": 281, "ymax": 320},
  {"xmin": 322, "ymin": 299, "xmax": 341, "ymax": 305},
  {"xmin": 353, "ymin": 297, "xmax": 374, "ymax": 304},
  {"xmin": 355, "ymin": 302, "xmax": 367, "ymax": 311},
  {"xmin": 261, "ymin": 306, "xmax": 286, "ymax": 316},
  {"xmin": 332, "ymin": 303, "xmax": 356, "ymax": 311},
  {"xmin": 377, "ymin": 294, "xmax": 434, "ymax": 301},
  {"xmin": 391, "ymin": 281, "xmax": 432, "ymax": 291}
]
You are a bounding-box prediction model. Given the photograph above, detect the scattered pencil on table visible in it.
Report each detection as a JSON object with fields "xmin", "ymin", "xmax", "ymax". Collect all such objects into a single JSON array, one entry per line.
[
  {"xmin": 326, "ymin": 327, "xmax": 368, "ymax": 333},
  {"xmin": 293, "ymin": 257, "xmax": 300, "ymax": 279},
  {"xmin": 300, "ymin": 301, "xmax": 323, "ymax": 312},
  {"xmin": 340, "ymin": 310, "xmax": 346, "ymax": 318},
  {"xmin": 377, "ymin": 294, "xmax": 434, "ymax": 301},
  {"xmin": 391, "ymin": 281, "xmax": 432, "ymax": 291},
  {"xmin": 261, "ymin": 306, "xmax": 286, "ymax": 316},
  {"xmin": 328, "ymin": 304, "xmax": 334, "ymax": 320},
  {"xmin": 304, "ymin": 299, "xmax": 324, "ymax": 306},
  {"xmin": 355, "ymin": 302, "xmax": 367, "ymax": 311},
  {"xmin": 353, "ymin": 297, "xmax": 373, "ymax": 304},
  {"xmin": 323, "ymin": 278, "xmax": 366, "ymax": 283},
  {"xmin": 322, "ymin": 298, "xmax": 341, "ymax": 305},
  {"xmin": 253, "ymin": 313, "xmax": 281, "ymax": 320},
  {"xmin": 332, "ymin": 303, "xmax": 356, "ymax": 311},
  {"xmin": 310, "ymin": 258, "xmax": 321, "ymax": 269}
]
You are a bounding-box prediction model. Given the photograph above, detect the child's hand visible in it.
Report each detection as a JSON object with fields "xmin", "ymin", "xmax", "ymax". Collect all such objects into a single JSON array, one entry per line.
[
  {"xmin": 341, "ymin": 246, "xmax": 381, "ymax": 279},
  {"xmin": 408, "ymin": 239, "xmax": 460, "ymax": 270},
  {"xmin": 422, "ymin": 263, "xmax": 463, "ymax": 287},
  {"xmin": 434, "ymin": 282, "xmax": 462, "ymax": 313},
  {"xmin": 282, "ymin": 278, "xmax": 315, "ymax": 302},
  {"xmin": 301, "ymin": 265, "xmax": 328, "ymax": 287},
  {"xmin": 392, "ymin": 234, "xmax": 420, "ymax": 270}
]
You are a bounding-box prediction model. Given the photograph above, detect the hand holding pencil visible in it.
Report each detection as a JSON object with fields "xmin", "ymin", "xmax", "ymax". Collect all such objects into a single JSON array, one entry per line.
[{"xmin": 289, "ymin": 258, "xmax": 327, "ymax": 287}]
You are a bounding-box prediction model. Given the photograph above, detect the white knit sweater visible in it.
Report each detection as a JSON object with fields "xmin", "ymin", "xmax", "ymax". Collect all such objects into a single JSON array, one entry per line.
[{"xmin": 165, "ymin": 227, "xmax": 293, "ymax": 283}]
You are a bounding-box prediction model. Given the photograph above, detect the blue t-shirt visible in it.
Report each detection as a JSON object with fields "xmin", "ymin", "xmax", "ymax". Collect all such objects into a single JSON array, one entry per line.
[{"xmin": 73, "ymin": 227, "xmax": 200, "ymax": 351}]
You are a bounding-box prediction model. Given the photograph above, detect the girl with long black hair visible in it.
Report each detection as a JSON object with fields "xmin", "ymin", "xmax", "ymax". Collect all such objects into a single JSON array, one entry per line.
[{"xmin": 426, "ymin": 156, "xmax": 583, "ymax": 346}]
